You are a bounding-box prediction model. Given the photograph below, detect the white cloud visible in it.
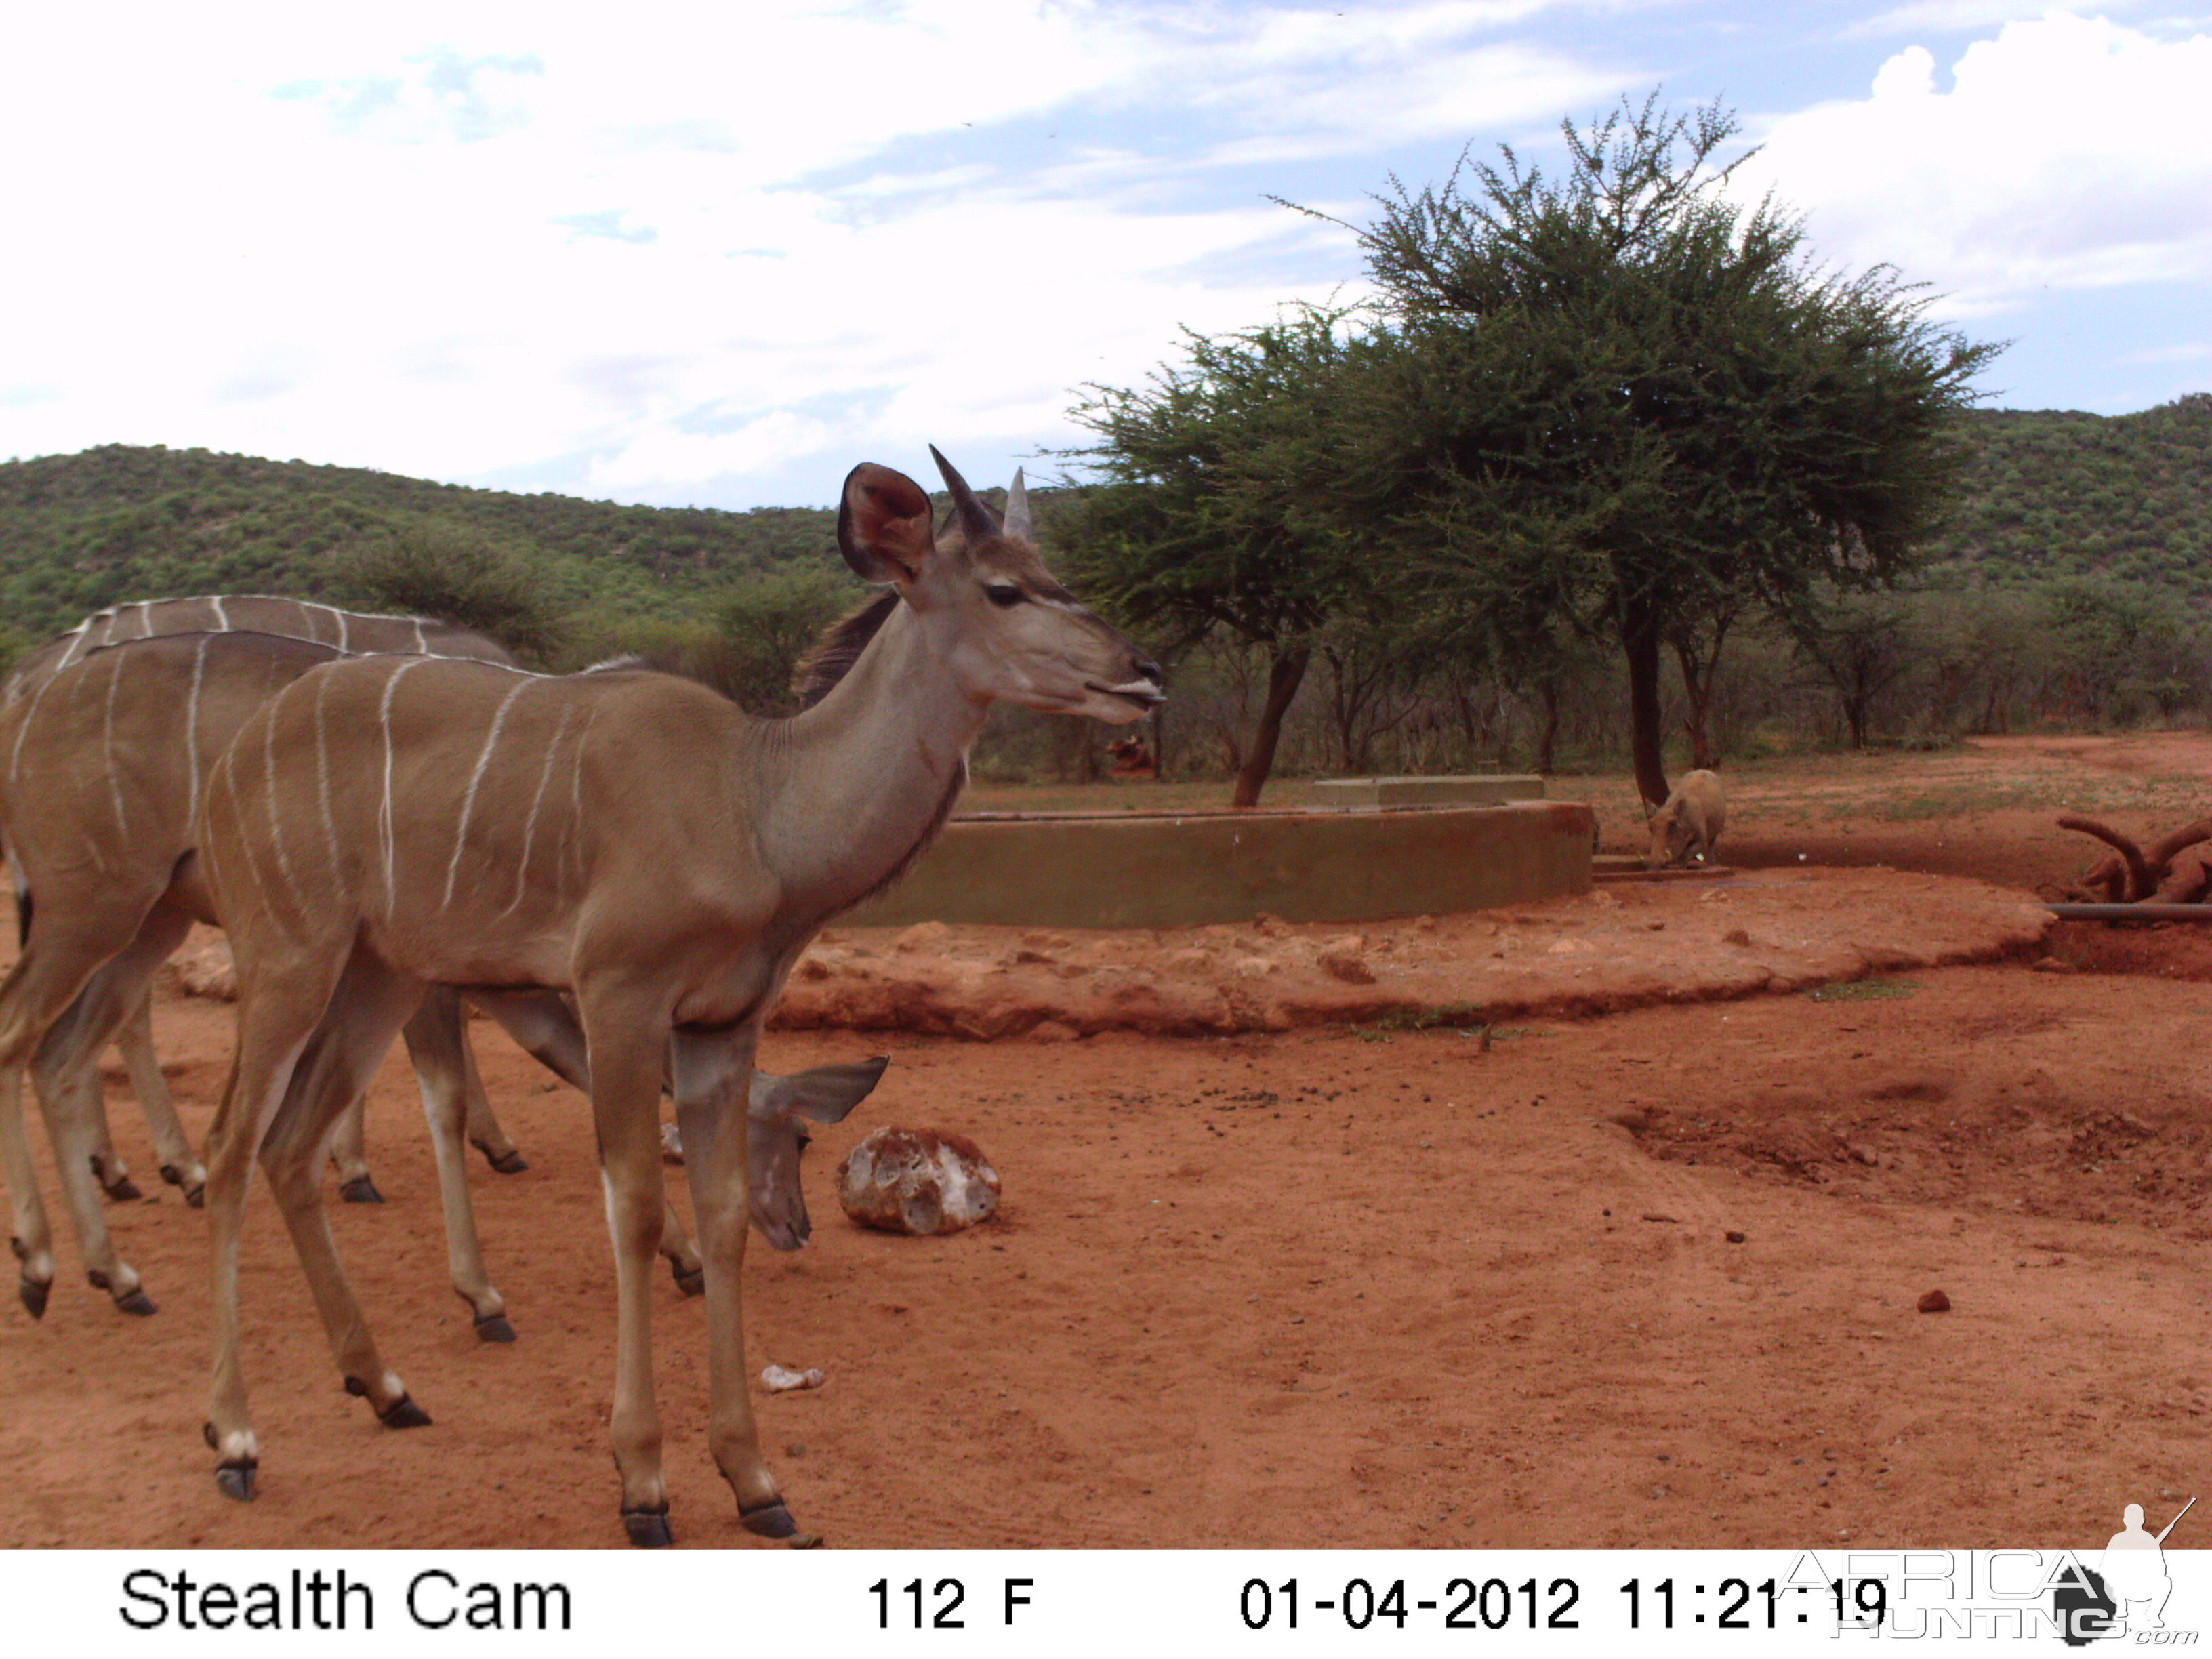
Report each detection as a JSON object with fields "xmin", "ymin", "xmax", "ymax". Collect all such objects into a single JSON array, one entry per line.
[
  {"xmin": 1734, "ymin": 14, "xmax": 2212, "ymax": 316},
  {"xmin": 5, "ymin": 1, "xmax": 1635, "ymax": 502}
]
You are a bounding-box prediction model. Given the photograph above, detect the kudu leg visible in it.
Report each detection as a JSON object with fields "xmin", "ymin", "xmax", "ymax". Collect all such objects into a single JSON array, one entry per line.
[
  {"xmin": 399, "ymin": 987, "xmax": 512, "ymax": 1340},
  {"xmin": 464, "ymin": 987, "xmax": 705, "ymax": 1295},
  {"xmin": 0, "ymin": 893, "xmax": 172, "ymax": 1316},
  {"xmin": 458, "ymin": 1032, "xmax": 527, "ymax": 1174},
  {"xmin": 256, "ymin": 957, "xmax": 434, "ymax": 1434},
  {"xmin": 116, "ymin": 991, "xmax": 205, "ymax": 1203},
  {"xmin": 671, "ymin": 1026, "xmax": 792, "ymax": 1539},
  {"xmin": 0, "ymin": 1065, "xmax": 55, "ymax": 1318},
  {"xmin": 327, "ymin": 1095, "xmax": 381, "ymax": 1204},
  {"xmin": 204, "ymin": 951, "xmax": 351, "ymax": 1502},
  {"xmin": 576, "ymin": 994, "xmax": 676, "ymax": 1546}
]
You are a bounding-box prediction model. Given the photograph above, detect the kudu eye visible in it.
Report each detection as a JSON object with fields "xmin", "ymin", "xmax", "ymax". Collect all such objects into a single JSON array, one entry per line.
[{"xmin": 985, "ymin": 582, "xmax": 1027, "ymax": 609}]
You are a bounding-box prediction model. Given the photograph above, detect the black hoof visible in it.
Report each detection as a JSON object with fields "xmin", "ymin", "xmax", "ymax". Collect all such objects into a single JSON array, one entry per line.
[
  {"xmin": 203, "ymin": 1422, "xmax": 219, "ymax": 1450},
  {"xmin": 185, "ymin": 1186, "xmax": 206, "ymax": 1210},
  {"xmin": 338, "ymin": 1176, "xmax": 384, "ymax": 1204},
  {"xmin": 7, "ymin": 1237, "xmax": 24, "ymax": 1263},
  {"xmin": 19, "ymin": 1275, "xmax": 49, "ymax": 1319},
  {"xmin": 478, "ymin": 1143, "xmax": 529, "ymax": 1175},
  {"xmin": 160, "ymin": 1164, "xmax": 183, "ymax": 1189},
  {"xmin": 378, "ymin": 1393, "xmax": 433, "ymax": 1429},
  {"xmin": 474, "ymin": 1313, "xmax": 518, "ymax": 1345},
  {"xmin": 740, "ymin": 1499, "xmax": 798, "ymax": 1539},
  {"xmin": 672, "ymin": 1263, "xmax": 705, "ymax": 1298},
  {"xmin": 622, "ymin": 1507, "xmax": 674, "ymax": 1549},
  {"xmin": 104, "ymin": 1176, "xmax": 144, "ymax": 1202},
  {"xmin": 215, "ymin": 1460, "xmax": 258, "ymax": 1502},
  {"xmin": 113, "ymin": 1288, "xmax": 158, "ymax": 1317}
]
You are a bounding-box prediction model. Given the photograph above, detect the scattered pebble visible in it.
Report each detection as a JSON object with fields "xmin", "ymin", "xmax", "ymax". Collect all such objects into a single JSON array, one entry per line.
[
  {"xmin": 1725, "ymin": 1231, "xmax": 1746, "ymax": 1244},
  {"xmin": 762, "ymin": 1364, "xmax": 826, "ymax": 1393},
  {"xmin": 1918, "ymin": 1289, "xmax": 1952, "ymax": 1313}
]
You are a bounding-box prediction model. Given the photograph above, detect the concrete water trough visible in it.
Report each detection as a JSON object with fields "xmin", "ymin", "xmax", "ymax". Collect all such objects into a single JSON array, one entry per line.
[{"xmin": 845, "ymin": 796, "xmax": 1595, "ymax": 930}]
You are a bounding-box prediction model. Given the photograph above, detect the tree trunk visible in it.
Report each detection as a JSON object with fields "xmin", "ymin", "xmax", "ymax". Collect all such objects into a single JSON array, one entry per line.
[
  {"xmin": 1622, "ymin": 602, "xmax": 1670, "ymax": 808},
  {"xmin": 1534, "ymin": 680, "xmax": 1560, "ymax": 775},
  {"xmin": 1672, "ymin": 615, "xmax": 1731, "ymax": 771},
  {"xmin": 1233, "ymin": 644, "xmax": 1311, "ymax": 808}
]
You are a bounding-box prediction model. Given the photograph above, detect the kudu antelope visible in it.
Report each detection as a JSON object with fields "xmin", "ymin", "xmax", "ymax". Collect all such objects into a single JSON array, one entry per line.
[
  {"xmin": 198, "ymin": 452, "xmax": 1162, "ymax": 1544},
  {"xmin": 1, "ymin": 595, "xmax": 529, "ymax": 1207},
  {"xmin": 0, "ymin": 627, "xmax": 884, "ymax": 1323}
]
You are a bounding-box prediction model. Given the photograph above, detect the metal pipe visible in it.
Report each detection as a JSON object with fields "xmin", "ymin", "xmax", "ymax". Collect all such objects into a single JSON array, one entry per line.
[{"xmin": 2047, "ymin": 903, "xmax": 2212, "ymax": 922}]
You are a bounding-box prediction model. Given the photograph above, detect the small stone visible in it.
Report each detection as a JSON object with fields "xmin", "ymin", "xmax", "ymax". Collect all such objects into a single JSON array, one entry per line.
[
  {"xmin": 1253, "ymin": 913, "xmax": 1293, "ymax": 937},
  {"xmin": 1028, "ymin": 1020, "xmax": 1080, "ymax": 1043},
  {"xmin": 785, "ymin": 1442, "xmax": 807, "ymax": 1458},
  {"xmin": 1641, "ymin": 1212, "xmax": 1679, "ymax": 1224},
  {"xmin": 762, "ymin": 1364, "xmax": 826, "ymax": 1392},
  {"xmin": 1725, "ymin": 1231, "xmax": 1746, "ymax": 1244},
  {"xmin": 1318, "ymin": 948, "xmax": 1376, "ymax": 985},
  {"xmin": 1609, "ymin": 1108, "xmax": 1652, "ymax": 1134},
  {"xmin": 1723, "ymin": 927, "xmax": 1751, "ymax": 947},
  {"xmin": 1849, "ymin": 1143, "xmax": 1881, "ymax": 1167},
  {"xmin": 1918, "ymin": 1288, "xmax": 1952, "ymax": 1313},
  {"xmin": 838, "ymin": 1127, "xmax": 1001, "ymax": 1235},
  {"xmin": 787, "ymin": 1533, "xmax": 824, "ymax": 1550},
  {"xmin": 2032, "ymin": 956, "xmax": 2078, "ymax": 975},
  {"xmin": 895, "ymin": 920, "xmax": 952, "ymax": 951},
  {"xmin": 1645, "ymin": 921, "xmax": 1666, "ymax": 931}
]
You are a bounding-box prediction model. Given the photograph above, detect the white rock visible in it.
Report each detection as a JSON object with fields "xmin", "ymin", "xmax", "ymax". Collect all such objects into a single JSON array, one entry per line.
[
  {"xmin": 761, "ymin": 1364, "xmax": 825, "ymax": 1393},
  {"xmin": 838, "ymin": 1127, "xmax": 1001, "ymax": 1236}
]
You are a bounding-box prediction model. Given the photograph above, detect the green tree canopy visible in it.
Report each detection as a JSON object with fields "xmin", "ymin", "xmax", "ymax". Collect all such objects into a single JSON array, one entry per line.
[{"xmin": 1330, "ymin": 94, "xmax": 2002, "ymax": 802}]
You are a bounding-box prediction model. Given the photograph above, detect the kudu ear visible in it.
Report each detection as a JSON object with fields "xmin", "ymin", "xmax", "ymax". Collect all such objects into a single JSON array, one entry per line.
[
  {"xmin": 750, "ymin": 1055, "xmax": 890, "ymax": 1125},
  {"xmin": 1003, "ymin": 468, "xmax": 1033, "ymax": 541},
  {"xmin": 931, "ymin": 445, "xmax": 1002, "ymax": 547},
  {"xmin": 839, "ymin": 464, "xmax": 934, "ymax": 584}
]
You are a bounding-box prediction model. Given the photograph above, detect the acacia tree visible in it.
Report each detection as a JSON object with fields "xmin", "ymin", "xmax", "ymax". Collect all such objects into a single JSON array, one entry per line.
[
  {"xmin": 1054, "ymin": 308, "xmax": 1376, "ymax": 806},
  {"xmin": 1336, "ymin": 95, "xmax": 2001, "ymax": 804}
]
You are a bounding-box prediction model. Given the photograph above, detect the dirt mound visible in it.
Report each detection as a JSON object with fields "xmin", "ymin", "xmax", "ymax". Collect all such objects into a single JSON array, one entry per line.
[{"xmin": 766, "ymin": 869, "xmax": 2049, "ymax": 1038}]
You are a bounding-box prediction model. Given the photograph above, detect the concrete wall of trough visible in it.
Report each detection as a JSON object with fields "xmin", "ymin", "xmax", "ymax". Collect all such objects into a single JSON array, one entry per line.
[{"xmin": 846, "ymin": 800, "xmax": 1595, "ymax": 928}]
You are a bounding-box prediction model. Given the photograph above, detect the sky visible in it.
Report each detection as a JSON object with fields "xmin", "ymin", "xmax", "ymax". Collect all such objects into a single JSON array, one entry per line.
[{"xmin": 1, "ymin": 1, "xmax": 2207, "ymax": 511}]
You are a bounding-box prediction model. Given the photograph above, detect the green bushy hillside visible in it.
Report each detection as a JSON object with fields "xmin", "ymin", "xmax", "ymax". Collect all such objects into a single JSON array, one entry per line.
[
  {"xmin": 0, "ymin": 443, "xmax": 846, "ymax": 646},
  {"xmin": 1921, "ymin": 393, "xmax": 2212, "ymax": 590}
]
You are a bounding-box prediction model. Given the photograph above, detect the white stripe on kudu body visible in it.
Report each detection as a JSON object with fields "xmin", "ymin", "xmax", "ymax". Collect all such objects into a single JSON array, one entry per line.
[{"xmin": 198, "ymin": 451, "xmax": 1165, "ymax": 1547}]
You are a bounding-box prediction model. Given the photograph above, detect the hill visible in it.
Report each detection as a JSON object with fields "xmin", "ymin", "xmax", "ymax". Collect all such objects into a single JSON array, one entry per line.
[
  {"xmin": 0, "ymin": 443, "xmax": 851, "ymax": 649},
  {"xmin": 1920, "ymin": 393, "xmax": 2212, "ymax": 591}
]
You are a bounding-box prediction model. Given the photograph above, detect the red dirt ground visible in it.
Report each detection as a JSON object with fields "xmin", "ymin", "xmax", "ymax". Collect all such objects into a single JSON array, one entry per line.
[{"xmin": 5, "ymin": 734, "xmax": 2212, "ymax": 1551}]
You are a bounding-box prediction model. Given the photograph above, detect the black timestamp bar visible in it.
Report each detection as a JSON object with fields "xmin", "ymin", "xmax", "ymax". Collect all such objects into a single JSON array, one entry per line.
[
  {"xmin": 1619, "ymin": 1576, "xmax": 1888, "ymax": 1630},
  {"xmin": 1240, "ymin": 1576, "xmax": 1582, "ymax": 1632}
]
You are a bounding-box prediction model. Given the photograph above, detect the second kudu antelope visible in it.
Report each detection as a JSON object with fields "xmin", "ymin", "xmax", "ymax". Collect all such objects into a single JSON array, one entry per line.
[
  {"xmin": 0, "ymin": 627, "xmax": 885, "ymax": 1323},
  {"xmin": 2, "ymin": 595, "xmax": 530, "ymax": 1207},
  {"xmin": 197, "ymin": 452, "xmax": 1162, "ymax": 1544}
]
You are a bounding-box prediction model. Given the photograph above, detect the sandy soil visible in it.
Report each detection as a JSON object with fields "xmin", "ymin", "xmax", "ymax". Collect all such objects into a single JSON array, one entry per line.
[{"xmin": 5, "ymin": 733, "xmax": 2212, "ymax": 1551}]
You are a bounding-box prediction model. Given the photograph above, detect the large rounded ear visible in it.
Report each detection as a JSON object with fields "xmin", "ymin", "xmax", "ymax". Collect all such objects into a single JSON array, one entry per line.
[{"xmin": 838, "ymin": 464, "xmax": 933, "ymax": 583}]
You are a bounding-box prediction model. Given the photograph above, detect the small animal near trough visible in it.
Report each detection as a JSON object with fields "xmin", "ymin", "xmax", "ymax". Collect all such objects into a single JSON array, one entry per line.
[{"xmin": 846, "ymin": 793, "xmax": 1594, "ymax": 930}]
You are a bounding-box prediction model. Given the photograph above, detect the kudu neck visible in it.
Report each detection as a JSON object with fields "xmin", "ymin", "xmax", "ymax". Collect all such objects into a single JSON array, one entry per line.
[{"xmin": 758, "ymin": 597, "xmax": 986, "ymax": 916}]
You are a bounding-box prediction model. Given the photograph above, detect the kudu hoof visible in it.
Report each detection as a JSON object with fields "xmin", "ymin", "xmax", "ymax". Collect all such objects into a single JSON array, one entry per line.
[
  {"xmin": 112, "ymin": 1288, "xmax": 158, "ymax": 1317},
  {"xmin": 739, "ymin": 1499, "xmax": 798, "ymax": 1539},
  {"xmin": 671, "ymin": 1262, "xmax": 706, "ymax": 1298},
  {"xmin": 476, "ymin": 1143, "xmax": 529, "ymax": 1175},
  {"xmin": 473, "ymin": 1313, "xmax": 518, "ymax": 1345},
  {"xmin": 214, "ymin": 1460, "xmax": 259, "ymax": 1502},
  {"xmin": 338, "ymin": 1176, "xmax": 384, "ymax": 1205},
  {"xmin": 185, "ymin": 1186, "xmax": 206, "ymax": 1210},
  {"xmin": 89, "ymin": 1156, "xmax": 142, "ymax": 1202},
  {"xmin": 344, "ymin": 1376, "xmax": 434, "ymax": 1428},
  {"xmin": 18, "ymin": 1275, "xmax": 49, "ymax": 1319},
  {"xmin": 621, "ymin": 1507, "xmax": 674, "ymax": 1549}
]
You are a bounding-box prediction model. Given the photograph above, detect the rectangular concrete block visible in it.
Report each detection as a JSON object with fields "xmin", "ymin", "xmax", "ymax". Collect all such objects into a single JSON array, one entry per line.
[
  {"xmin": 1311, "ymin": 775, "xmax": 1547, "ymax": 808},
  {"xmin": 846, "ymin": 800, "xmax": 1595, "ymax": 929}
]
